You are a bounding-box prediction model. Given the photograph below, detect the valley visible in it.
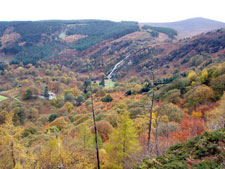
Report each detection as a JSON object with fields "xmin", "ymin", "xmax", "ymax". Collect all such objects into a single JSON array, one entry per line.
[{"xmin": 0, "ymin": 17, "xmax": 225, "ymax": 169}]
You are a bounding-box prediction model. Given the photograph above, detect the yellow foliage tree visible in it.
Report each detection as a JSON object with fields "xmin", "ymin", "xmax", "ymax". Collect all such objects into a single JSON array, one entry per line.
[
  {"xmin": 38, "ymin": 136, "xmax": 71, "ymax": 169},
  {"xmin": 187, "ymin": 71, "xmax": 197, "ymax": 82},
  {"xmin": 50, "ymin": 117, "xmax": 67, "ymax": 130},
  {"xmin": 200, "ymin": 69, "xmax": 208, "ymax": 84},
  {"xmin": 105, "ymin": 110, "xmax": 140, "ymax": 168},
  {"xmin": 73, "ymin": 86, "xmax": 79, "ymax": 96},
  {"xmin": 192, "ymin": 111, "xmax": 202, "ymax": 118},
  {"xmin": 206, "ymin": 93, "xmax": 225, "ymax": 130},
  {"xmin": 0, "ymin": 113, "xmax": 36, "ymax": 169},
  {"xmin": 59, "ymin": 102, "xmax": 74, "ymax": 116}
]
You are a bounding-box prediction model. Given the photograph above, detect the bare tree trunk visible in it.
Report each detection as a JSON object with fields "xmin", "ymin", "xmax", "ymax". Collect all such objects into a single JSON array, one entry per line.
[
  {"xmin": 83, "ymin": 129, "xmax": 86, "ymax": 148},
  {"xmin": 155, "ymin": 120, "xmax": 159, "ymax": 157},
  {"xmin": 11, "ymin": 141, "xmax": 16, "ymax": 168},
  {"xmin": 55, "ymin": 129, "xmax": 63, "ymax": 169},
  {"xmin": 90, "ymin": 83, "xmax": 101, "ymax": 169},
  {"xmin": 147, "ymin": 73, "xmax": 154, "ymax": 151}
]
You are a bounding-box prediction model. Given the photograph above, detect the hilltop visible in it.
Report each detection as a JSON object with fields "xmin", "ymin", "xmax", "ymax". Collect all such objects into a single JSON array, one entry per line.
[{"xmin": 142, "ymin": 17, "xmax": 225, "ymax": 37}]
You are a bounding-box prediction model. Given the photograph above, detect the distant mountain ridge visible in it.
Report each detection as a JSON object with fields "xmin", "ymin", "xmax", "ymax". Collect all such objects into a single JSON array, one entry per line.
[{"xmin": 142, "ymin": 17, "xmax": 225, "ymax": 37}]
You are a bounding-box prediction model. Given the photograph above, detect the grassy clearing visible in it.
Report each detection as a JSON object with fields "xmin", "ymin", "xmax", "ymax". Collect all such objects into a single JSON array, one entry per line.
[
  {"xmin": 0, "ymin": 90, "xmax": 8, "ymax": 94},
  {"xmin": 96, "ymin": 79, "xmax": 115, "ymax": 88},
  {"xmin": 0, "ymin": 95, "xmax": 8, "ymax": 102},
  {"xmin": 105, "ymin": 79, "xmax": 115, "ymax": 88}
]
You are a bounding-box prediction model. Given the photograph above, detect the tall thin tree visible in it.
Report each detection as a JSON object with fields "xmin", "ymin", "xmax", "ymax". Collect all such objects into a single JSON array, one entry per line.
[
  {"xmin": 89, "ymin": 80, "xmax": 101, "ymax": 169},
  {"xmin": 155, "ymin": 116, "xmax": 159, "ymax": 157},
  {"xmin": 147, "ymin": 72, "xmax": 155, "ymax": 151}
]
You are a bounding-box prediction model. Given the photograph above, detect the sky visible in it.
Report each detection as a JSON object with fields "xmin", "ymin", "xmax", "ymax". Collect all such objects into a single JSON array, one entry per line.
[{"xmin": 0, "ymin": 0, "xmax": 225, "ymax": 23}]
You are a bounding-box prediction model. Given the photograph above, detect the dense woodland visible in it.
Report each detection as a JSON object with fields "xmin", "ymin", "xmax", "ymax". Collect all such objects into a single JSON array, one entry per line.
[
  {"xmin": 141, "ymin": 25, "xmax": 178, "ymax": 39},
  {"xmin": 0, "ymin": 20, "xmax": 225, "ymax": 169},
  {"xmin": 0, "ymin": 20, "xmax": 139, "ymax": 65},
  {"xmin": 0, "ymin": 59, "xmax": 224, "ymax": 168}
]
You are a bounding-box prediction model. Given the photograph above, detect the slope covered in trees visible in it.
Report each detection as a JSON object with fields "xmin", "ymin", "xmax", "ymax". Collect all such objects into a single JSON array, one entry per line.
[
  {"xmin": 0, "ymin": 18, "xmax": 225, "ymax": 169},
  {"xmin": 0, "ymin": 20, "xmax": 139, "ymax": 65},
  {"xmin": 139, "ymin": 129, "xmax": 225, "ymax": 169},
  {"xmin": 142, "ymin": 25, "xmax": 178, "ymax": 38},
  {"xmin": 0, "ymin": 57, "xmax": 224, "ymax": 168},
  {"xmin": 1, "ymin": 19, "xmax": 224, "ymax": 80}
]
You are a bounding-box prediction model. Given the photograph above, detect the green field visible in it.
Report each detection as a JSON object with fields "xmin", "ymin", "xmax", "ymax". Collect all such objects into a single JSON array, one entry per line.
[
  {"xmin": 96, "ymin": 79, "xmax": 115, "ymax": 88},
  {"xmin": 105, "ymin": 80, "xmax": 115, "ymax": 88},
  {"xmin": 0, "ymin": 95, "xmax": 8, "ymax": 102},
  {"xmin": 0, "ymin": 90, "xmax": 8, "ymax": 94}
]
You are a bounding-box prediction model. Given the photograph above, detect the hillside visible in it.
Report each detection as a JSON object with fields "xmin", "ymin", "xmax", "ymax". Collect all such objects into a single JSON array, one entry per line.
[
  {"xmin": 143, "ymin": 17, "xmax": 225, "ymax": 37},
  {"xmin": 139, "ymin": 129, "xmax": 225, "ymax": 169},
  {"xmin": 0, "ymin": 20, "xmax": 139, "ymax": 64},
  {"xmin": 0, "ymin": 31, "xmax": 225, "ymax": 168},
  {"xmin": 54, "ymin": 28, "xmax": 225, "ymax": 80},
  {"xmin": 1, "ymin": 19, "xmax": 225, "ymax": 82},
  {"xmin": 0, "ymin": 59, "xmax": 225, "ymax": 168}
]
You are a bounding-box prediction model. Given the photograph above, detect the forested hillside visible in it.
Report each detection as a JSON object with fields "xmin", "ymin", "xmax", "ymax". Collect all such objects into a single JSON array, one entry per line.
[
  {"xmin": 1, "ymin": 19, "xmax": 225, "ymax": 81},
  {"xmin": 0, "ymin": 58, "xmax": 224, "ymax": 168},
  {"xmin": 0, "ymin": 20, "xmax": 139, "ymax": 65},
  {"xmin": 53, "ymin": 28, "xmax": 225, "ymax": 80},
  {"xmin": 0, "ymin": 18, "xmax": 225, "ymax": 169}
]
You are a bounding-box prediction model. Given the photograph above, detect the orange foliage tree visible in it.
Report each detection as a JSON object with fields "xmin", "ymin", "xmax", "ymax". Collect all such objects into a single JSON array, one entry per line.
[{"xmin": 172, "ymin": 116, "xmax": 205, "ymax": 142}]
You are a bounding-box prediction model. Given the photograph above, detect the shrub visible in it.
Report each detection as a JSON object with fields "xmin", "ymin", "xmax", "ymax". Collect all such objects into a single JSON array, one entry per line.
[
  {"xmin": 150, "ymin": 30, "xmax": 159, "ymax": 37},
  {"xmin": 48, "ymin": 113, "xmax": 59, "ymax": 122},
  {"xmin": 101, "ymin": 94, "xmax": 113, "ymax": 102},
  {"xmin": 96, "ymin": 113, "xmax": 107, "ymax": 121},
  {"xmin": 129, "ymin": 107, "xmax": 144, "ymax": 119},
  {"xmin": 93, "ymin": 120, "xmax": 113, "ymax": 141},
  {"xmin": 105, "ymin": 113, "xmax": 119, "ymax": 127},
  {"xmin": 22, "ymin": 89, "xmax": 33, "ymax": 100},
  {"xmin": 125, "ymin": 90, "xmax": 132, "ymax": 96},
  {"xmin": 184, "ymin": 85, "xmax": 214, "ymax": 108},
  {"xmin": 73, "ymin": 114, "xmax": 89, "ymax": 126},
  {"xmin": 190, "ymin": 55, "xmax": 204, "ymax": 67},
  {"xmin": 95, "ymin": 90, "xmax": 106, "ymax": 97},
  {"xmin": 49, "ymin": 117, "xmax": 67, "ymax": 130}
]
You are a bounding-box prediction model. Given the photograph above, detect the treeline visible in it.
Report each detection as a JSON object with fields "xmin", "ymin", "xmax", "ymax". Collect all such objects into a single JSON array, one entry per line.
[
  {"xmin": 0, "ymin": 21, "xmax": 64, "ymax": 43},
  {"xmin": 1, "ymin": 20, "xmax": 139, "ymax": 65},
  {"xmin": 168, "ymin": 30, "xmax": 225, "ymax": 62},
  {"xmin": 132, "ymin": 73, "xmax": 187, "ymax": 94},
  {"xmin": 68, "ymin": 21, "xmax": 140, "ymax": 50},
  {"xmin": 10, "ymin": 44, "xmax": 54, "ymax": 65},
  {"xmin": 142, "ymin": 25, "xmax": 177, "ymax": 38}
]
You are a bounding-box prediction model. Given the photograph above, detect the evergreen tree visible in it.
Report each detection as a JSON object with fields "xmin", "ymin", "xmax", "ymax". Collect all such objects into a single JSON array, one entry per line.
[
  {"xmin": 105, "ymin": 110, "xmax": 139, "ymax": 168},
  {"xmin": 99, "ymin": 75, "xmax": 105, "ymax": 87},
  {"xmin": 83, "ymin": 78, "xmax": 91, "ymax": 93},
  {"xmin": 23, "ymin": 88, "xmax": 33, "ymax": 100},
  {"xmin": 44, "ymin": 86, "xmax": 49, "ymax": 100}
]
